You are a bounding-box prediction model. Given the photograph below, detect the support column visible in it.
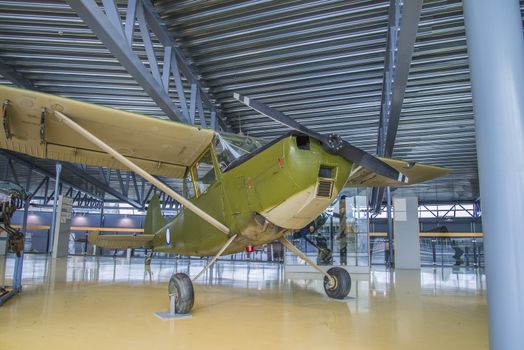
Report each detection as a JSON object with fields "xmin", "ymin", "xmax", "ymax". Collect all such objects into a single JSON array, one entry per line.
[
  {"xmin": 13, "ymin": 200, "xmax": 30, "ymax": 291},
  {"xmin": 48, "ymin": 162, "xmax": 61, "ymax": 254},
  {"xmin": 94, "ymin": 204, "xmax": 104, "ymax": 256},
  {"xmin": 386, "ymin": 186, "xmax": 394, "ymax": 267},
  {"xmin": 463, "ymin": 1, "xmax": 524, "ymax": 348},
  {"xmin": 0, "ymin": 230, "xmax": 7, "ymax": 288},
  {"xmin": 393, "ymin": 197, "xmax": 420, "ymax": 269},
  {"xmin": 51, "ymin": 195, "xmax": 73, "ymax": 259}
]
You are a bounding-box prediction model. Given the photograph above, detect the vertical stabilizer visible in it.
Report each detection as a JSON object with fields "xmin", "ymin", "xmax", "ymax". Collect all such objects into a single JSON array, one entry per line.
[{"xmin": 144, "ymin": 194, "xmax": 168, "ymax": 235}]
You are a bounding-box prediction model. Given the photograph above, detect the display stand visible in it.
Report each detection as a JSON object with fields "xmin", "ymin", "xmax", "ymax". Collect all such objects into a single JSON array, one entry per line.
[{"xmin": 154, "ymin": 293, "xmax": 192, "ymax": 320}]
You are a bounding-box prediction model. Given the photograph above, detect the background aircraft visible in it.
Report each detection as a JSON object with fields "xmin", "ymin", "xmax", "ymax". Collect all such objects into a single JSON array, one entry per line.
[
  {"xmin": 0, "ymin": 85, "xmax": 449, "ymax": 313},
  {"xmin": 0, "ymin": 181, "xmax": 26, "ymax": 257}
]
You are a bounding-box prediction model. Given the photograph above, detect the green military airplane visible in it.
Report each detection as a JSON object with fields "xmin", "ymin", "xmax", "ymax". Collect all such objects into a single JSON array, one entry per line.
[{"xmin": 0, "ymin": 85, "xmax": 449, "ymax": 314}]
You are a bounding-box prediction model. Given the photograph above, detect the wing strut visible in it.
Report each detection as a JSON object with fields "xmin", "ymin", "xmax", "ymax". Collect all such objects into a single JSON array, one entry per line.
[
  {"xmin": 192, "ymin": 233, "xmax": 238, "ymax": 282},
  {"xmin": 279, "ymin": 237, "xmax": 334, "ymax": 282},
  {"xmin": 53, "ymin": 111, "xmax": 230, "ymax": 236}
]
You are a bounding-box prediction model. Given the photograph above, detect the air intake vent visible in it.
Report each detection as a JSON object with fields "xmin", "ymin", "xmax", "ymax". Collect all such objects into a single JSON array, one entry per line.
[
  {"xmin": 319, "ymin": 166, "xmax": 333, "ymax": 178},
  {"xmin": 316, "ymin": 180, "xmax": 333, "ymax": 198}
]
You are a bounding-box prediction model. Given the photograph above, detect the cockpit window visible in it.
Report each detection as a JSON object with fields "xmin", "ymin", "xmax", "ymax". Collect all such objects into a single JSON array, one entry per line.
[
  {"xmin": 183, "ymin": 172, "xmax": 196, "ymax": 199},
  {"xmin": 214, "ymin": 133, "xmax": 267, "ymax": 172},
  {"xmin": 191, "ymin": 149, "xmax": 216, "ymax": 196}
]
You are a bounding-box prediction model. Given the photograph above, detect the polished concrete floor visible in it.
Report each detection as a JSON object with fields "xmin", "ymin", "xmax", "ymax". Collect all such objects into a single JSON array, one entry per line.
[{"xmin": 1, "ymin": 255, "xmax": 488, "ymax": 350}]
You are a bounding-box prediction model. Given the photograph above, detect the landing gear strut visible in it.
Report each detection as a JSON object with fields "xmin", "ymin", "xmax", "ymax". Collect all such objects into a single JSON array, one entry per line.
[
  {"xmin": 166, "ymin": 234, "xmax": 238, "ymax": 315},
  {"xmin": 280, "ymin": 237, "xmax": 352, "ymax": 300}
]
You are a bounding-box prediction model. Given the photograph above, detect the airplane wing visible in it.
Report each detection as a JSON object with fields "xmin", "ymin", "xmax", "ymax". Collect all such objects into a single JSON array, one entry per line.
[
  {"xmin": 0, "ymin": 85, "xmax": 214, "ymax": 178},
  {"xmin": 87, "ymin": 231, "xmax": 155, "ymax": 249},
  {"xmin": 346, "ymin": 157, "xmax": 451, "ymax": 187}
]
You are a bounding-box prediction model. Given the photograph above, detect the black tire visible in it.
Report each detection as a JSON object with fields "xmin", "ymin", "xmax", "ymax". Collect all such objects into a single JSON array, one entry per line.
[
  {"xmin": 168, "ymin": 273, "xmax": 194, "ymax": 314},
  {"xmin": 323, "ymin": 267, "xmax": 351, "ymax": 299}
]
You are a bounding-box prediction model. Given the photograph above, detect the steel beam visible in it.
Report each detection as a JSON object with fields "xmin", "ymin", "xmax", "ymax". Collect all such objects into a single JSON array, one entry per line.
[
  {"xmin": 0, "ymin": 150, "xmax": 103, "ymax": 201},
  {"xmin": 371, "ymin": 0, "xmax": 423, "ymax": 211},
  {"xmin": 66, "ymin": 0, "xmax": 188, "ymax": 123},
  {"xmin": 140, "ymin": 0, "xmax": 230, "ymax": 131},
  {"xmin": 464, "ymin": 1, "xmax": 524, "ymax": 348},
  {"xmin": 6, "ymin": 159, "xmax": 19, "ymax": 186},
  {"xmin": 0, "ymin": 59, "xmax": 34, "ymax": 90},
  {"xmin": 377, "ymin": 0, "xmax": 423, "ymax": 156},
  {"xmin": 27, "ymin": 176, "xmax": 48, "ymax": 201},
  {"xmin": 48, "ymin": 162, "xmax": 61, "ymax": 254},
  {"xmin": 131, "ymin": 173, "xmax": 141, "ymax": 203},
  {"xmin": 142, "ymin": 184, "xmax": 154, "ymax": 209},
  {"xmin": 62, "ymin": 163, "xmax": 141, "ymax": 209},
  {"xmin": 124, "ymin": 0, "xmax": 138, "ymax": 45},
  {"xmin": 67, "ymin": 0, "xmax": 230, "ymax": 131}
]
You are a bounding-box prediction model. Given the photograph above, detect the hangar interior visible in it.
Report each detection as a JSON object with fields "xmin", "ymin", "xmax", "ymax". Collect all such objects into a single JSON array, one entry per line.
[{"xmin": 0, "ymin": 1, "xmax": 523, "ymax": 349}]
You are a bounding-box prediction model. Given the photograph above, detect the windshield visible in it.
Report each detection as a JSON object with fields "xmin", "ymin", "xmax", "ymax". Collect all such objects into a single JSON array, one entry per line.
[
  {"xmin": 192, "ymin": 149, "xmax": 216, "ymax": 196},
  {"xmin": 214, "ymin": 133, "xmax": 268, "ymax": 172}
]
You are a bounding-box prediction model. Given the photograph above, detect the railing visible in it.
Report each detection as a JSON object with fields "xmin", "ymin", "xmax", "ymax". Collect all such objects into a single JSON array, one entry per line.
[
  {"xmin": 285, "ymin": 230, "xmax": 370, "ymax": 267},
  {"xmin": 370, "ymin": 232, "xmax": 484, "ymax": 267},
  {"xmin": 10, "ymin": 224, "xmax": 485, "ymax": 267}
]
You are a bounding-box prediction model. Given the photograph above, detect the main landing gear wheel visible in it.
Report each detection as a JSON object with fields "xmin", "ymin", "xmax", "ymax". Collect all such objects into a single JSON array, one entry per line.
[
  {"xmin": 168, "ymin": 273, "xmax": 194, "ymax": 314},
  {"xmin": 323, "ymin": 267, "xmax": 351, "ymax": 300}
]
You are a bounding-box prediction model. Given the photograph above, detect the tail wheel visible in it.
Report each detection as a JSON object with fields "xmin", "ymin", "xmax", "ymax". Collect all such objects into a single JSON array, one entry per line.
[
  {"xmin": 323, "ymin": 267, "xmax": 351, "ymax": 299},
  {"xmin": 168, "ymin": 273, "xmax": 194, "ymax": 314}
]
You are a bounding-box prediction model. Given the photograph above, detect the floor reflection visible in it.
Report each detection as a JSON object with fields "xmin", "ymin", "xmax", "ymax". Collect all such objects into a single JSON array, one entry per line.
[
  {"xmin": 3, "ymin": 254, "xmax": 283, "ymax": 289},
  {"xmin": 1, "ymin": 254, "xmax": 488, "ymax": 350},
  {"xmin": 370, "ymin": 266, "xmax": 486, "ymax": 296},
  {"xmin": 3, "ymin": 254, "xmax": 487, "ymax": 295}
]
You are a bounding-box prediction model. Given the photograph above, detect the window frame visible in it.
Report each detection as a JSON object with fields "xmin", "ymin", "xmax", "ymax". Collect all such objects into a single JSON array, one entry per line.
[{"xmin": 189, "ymin": 147, "xmax": 219, "ymax": 198}]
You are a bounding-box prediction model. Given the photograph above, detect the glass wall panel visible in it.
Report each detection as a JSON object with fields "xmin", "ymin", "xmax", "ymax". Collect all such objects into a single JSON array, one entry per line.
[{"xmin": 284, "ymin": 188, "xmax": 370, "ymax": 269}]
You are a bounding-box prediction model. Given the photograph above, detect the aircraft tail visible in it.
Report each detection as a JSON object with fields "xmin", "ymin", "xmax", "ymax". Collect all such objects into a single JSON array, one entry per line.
[
  {"xmin": 86, "ymin": 194, "xmax": 166, "ymax": 250},
  {"xmin": 144, "ymin": 193, "xmax": 168, "ymax": 235}
]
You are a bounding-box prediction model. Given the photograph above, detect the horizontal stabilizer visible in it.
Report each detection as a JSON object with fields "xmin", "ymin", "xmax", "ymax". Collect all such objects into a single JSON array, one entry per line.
[
  {"xmin": 346, "ymin": 157, "xmax": 450, "ymax": 187},
  {"xmin": 87, "ymin": 231, "xmax": 155, "ymax": 249}
]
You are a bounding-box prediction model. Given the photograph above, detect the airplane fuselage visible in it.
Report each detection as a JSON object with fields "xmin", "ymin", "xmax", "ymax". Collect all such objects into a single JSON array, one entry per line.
[{"xmin": 152, "ymin": 134, "xmax": 351, "ymax": 256}]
